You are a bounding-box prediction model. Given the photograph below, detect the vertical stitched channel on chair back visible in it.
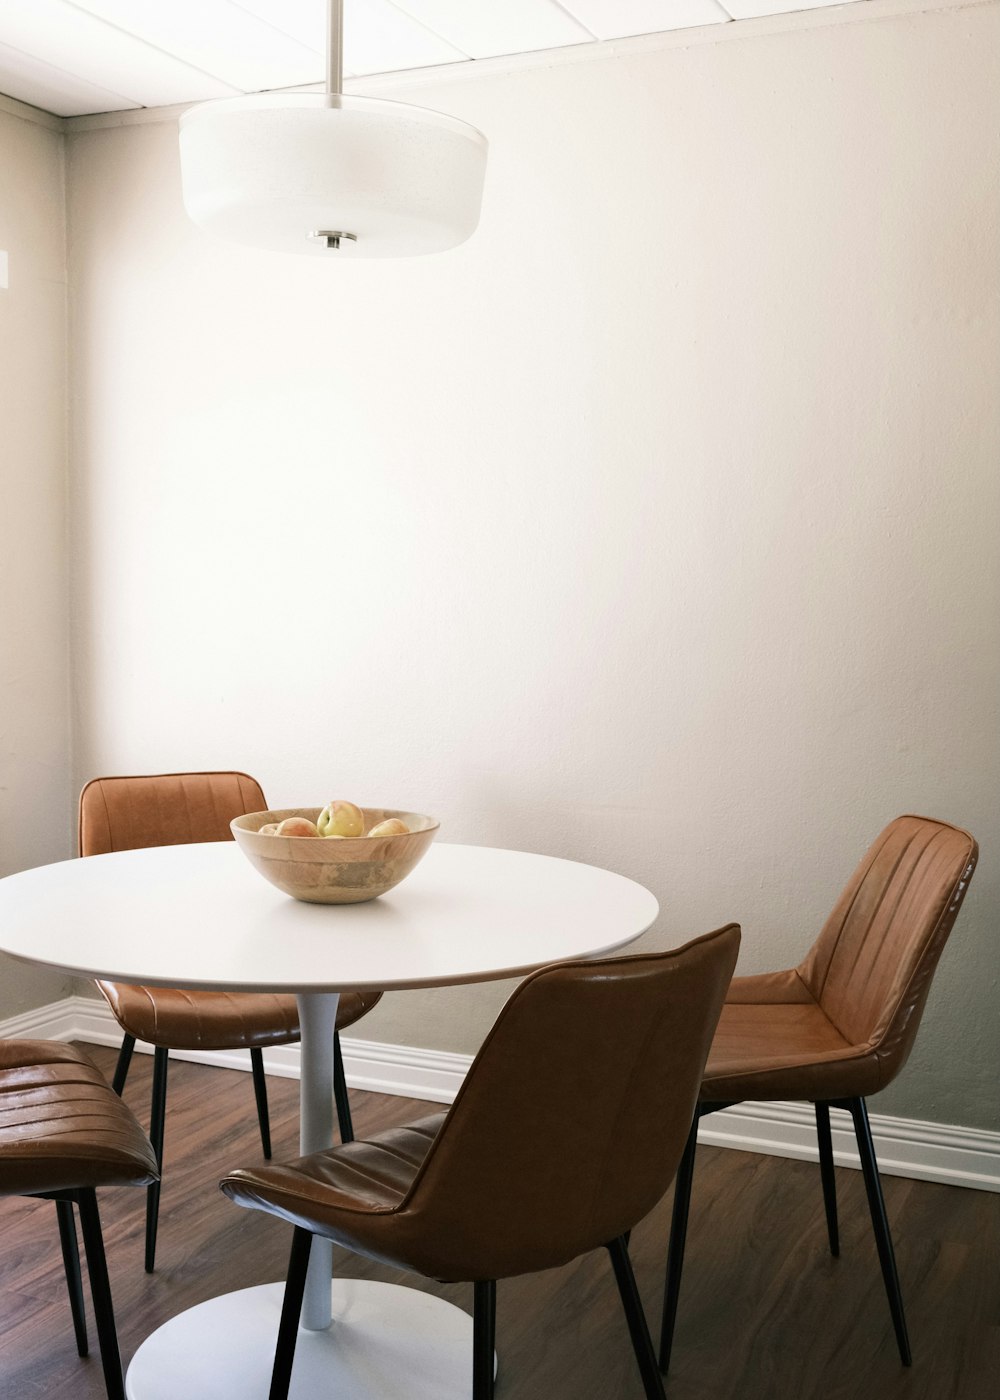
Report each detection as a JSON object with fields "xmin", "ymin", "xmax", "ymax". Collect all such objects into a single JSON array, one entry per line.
[
  {"xmin": 78, "ymin": 772, "xmax": 266, "ymax": 856},
  {"xmin": 394, "ymin": 924, "xmax": 740, "ymax": 1282},
  {"xmin": 797, "ymin": 815, "xmax": 977, "ymax": 1076}
]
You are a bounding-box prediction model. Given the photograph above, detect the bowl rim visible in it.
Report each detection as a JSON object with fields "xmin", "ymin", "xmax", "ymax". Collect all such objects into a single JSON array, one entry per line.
[{"xmin": 231, "ymin": 807, "xmax": 440, "ymax": 842}]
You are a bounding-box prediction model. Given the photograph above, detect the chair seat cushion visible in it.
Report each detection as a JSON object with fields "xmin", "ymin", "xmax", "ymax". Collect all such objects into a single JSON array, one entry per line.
[
  {"xmin": 702, "ymin": 972, "xmax": 886, "ymax": 1102},
  {"xmin": 95, "ymin": 985, "xmax": 381, "ymax": 1051},
  {"xmin": 221, "ymin": 1113, "xmax": 445, "ymax": 1265},
  {"xmin": 0, "ymin": 1041, "xmax": 158, "ymax": 1196}
]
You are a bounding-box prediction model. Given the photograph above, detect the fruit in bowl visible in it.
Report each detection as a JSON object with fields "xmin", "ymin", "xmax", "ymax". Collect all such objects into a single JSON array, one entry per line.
[
  {"xmin": 367, "ymin": 817, "xmax": 409, "ymax": 837},
  {"xmin": 274, "ymin": 816, "xmax": 320, "ymax": 838},
  {"xmin": 230, "ymin": 804, "xmax": 438, "ymax": 905},
  {"xmin": 317, "ymin": 801, "xmax": 365, "ymax": 838}
]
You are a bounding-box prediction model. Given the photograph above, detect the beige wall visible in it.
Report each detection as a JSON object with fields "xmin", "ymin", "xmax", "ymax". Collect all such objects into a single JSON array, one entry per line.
[
  {"xmin": 58, "ymin": 4, "xmax": 1000, "ymax": 1129},
  {"xmin": 0, "ymin": 103, "xmax": 75, "ymax": 1012}
]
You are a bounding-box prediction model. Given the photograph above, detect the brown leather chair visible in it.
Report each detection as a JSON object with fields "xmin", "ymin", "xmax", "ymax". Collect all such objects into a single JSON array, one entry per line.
[
  {"xmin": 659, "ymin": 814, "xmax": 978, "ymax": 1373},
  {"xmin": 79, "ymin": 771, "xmax": 383, "ymax": 1272},
  {"xmin": 0, "ymin": 1040, "xmax": 158, "ymax": 1400},
  {"xmin": 221, "ymin": 923, "xmax": 741, "ymax": 1400}
]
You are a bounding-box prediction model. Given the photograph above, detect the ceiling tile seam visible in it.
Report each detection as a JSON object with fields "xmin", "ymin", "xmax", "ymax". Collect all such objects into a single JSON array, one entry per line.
[
  {"xmin": 223, "ymin": 0, "xmax": 330, "ymax": 61},
  {"xmin": 548, "ymin": 1, "xmax": 600, "ymax": 42},
  {"xmin": 62, "ymin": 0, "xmax": 244, "ymax": 101},
  {"xmin": 384, "ymin": 0, "xmax": 476, "ymax": 62}
]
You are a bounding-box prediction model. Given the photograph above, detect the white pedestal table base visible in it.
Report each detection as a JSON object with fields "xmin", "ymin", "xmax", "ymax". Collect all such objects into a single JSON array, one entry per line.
[{"xmin": 126, "ymin": 1278, "xmax": 486, "ymax": 1399}]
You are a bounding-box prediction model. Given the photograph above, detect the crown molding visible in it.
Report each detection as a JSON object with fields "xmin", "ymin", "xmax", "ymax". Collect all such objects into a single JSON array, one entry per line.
[{"xmin": 0, "ymin": 90, "xmax": 64, "ymax": 132}]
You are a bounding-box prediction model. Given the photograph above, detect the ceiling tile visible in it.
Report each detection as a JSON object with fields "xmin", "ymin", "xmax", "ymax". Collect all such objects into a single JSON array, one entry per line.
[
  {"xmin": 560, "ymin": 1, "xmax": 730, "ymax": 39},
  {"xmin": 228, "ymin": 0, "xmax": 323, "ymax": 51},
  {"xmin": 340, "ymin": 0, "xmax": 468, "ymax": 77},
  {"xmin": 0, "ymin": 38, "xmax": 135, "ymax": 117},
  {"xmin": 0, "ymin": 0, "xmax": 238, "ymax": 107},
  {"xmin": 240, "ymin": 0, "xmax": 468, "ymax": 78},
  {"xmin": 393, "ymin": 1, "xmax": 594, "ymax": 59},
  {"xmin": 70, "ymin": 0, "xmax": 323, "ymax": 92}
]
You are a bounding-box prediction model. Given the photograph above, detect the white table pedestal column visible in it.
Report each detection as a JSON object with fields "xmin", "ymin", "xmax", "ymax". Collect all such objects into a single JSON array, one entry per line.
[
  {"xmin": 125, "ymin": 989, "xmax": 480, "ymax": 1399},
  {"xmin": 296, "ymin": 990, "xmax": 338, "ymax": 1330}
]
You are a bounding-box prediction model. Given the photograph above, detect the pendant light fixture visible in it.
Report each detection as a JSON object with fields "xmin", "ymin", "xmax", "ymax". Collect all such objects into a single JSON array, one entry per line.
[{"xmin": 179, "ymin": 0, "xmax": 487, "ymax": 258}]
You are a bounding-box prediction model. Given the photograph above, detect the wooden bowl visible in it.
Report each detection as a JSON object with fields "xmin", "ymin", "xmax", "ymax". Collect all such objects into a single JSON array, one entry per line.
[{"xmin": 230, "ymin": 807, "xmax": 439, "ymax": 905}]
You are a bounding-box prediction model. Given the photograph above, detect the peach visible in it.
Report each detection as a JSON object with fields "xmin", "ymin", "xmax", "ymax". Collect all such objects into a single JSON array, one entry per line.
[
  {"xmin": 367, "ymin": 818, "xmax": 409, "ymax": 837},
  {"xmin": 317, "ymin": 801, "xmax": 364, "ymax": 838},
  {"xmin": 274, "ymin": 817, "xmax": 320, "ymax": 838}
]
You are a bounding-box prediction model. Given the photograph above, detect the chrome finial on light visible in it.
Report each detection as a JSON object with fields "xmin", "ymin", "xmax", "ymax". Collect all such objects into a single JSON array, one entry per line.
[{"xmin": 310, "ymin": 231, "xmax": 358, "ymax": 250}]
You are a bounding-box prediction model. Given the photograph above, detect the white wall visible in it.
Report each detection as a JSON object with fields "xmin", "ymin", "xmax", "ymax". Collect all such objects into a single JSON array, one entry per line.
[
  {"xmin": 65, "ymin": 5, "xmax": 999, "ymax": 1129},
  {"xmin": 0, "ymin": 101, "xmax": 75, "ymax": 1012}
]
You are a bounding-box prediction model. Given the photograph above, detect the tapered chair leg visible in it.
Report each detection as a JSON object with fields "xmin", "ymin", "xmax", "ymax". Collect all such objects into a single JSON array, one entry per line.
[
  {"xmin": 111, "ymin": 1034, "xmax": 136, "ymax": 1096},
  {"xmin": 658, "ymin": 1114, "xmax": 699, "ymax": 1373},
  {"xmin": 55, "ymin": 1198, "xmax": 88, "ymax": 1357},
  {"xmin": 815, "ymin": 1102, "xmax": 840, "ymax": 1256},
  {"xmin": 333, "ymin": 1031, "xmax": 354, "ymax": 1144},
  {"xmin": 472, "ymin": 1279, "xmax": 497, "ymax": 1400},
  {"xmin": 268, "ymin": 1227, "xmax": 313, "ymax": 1400},
  {"xmin": 76, "ymin": 1188, "xmax": 126, "ymax": 1400},
  {"xmin": 250, "ymin": 1048, "xmax": 272, "ymax": 1159},
  {"xmin": 607, "ymin": 1237, "xmax": 666, "ymax": 1400},
  {"xmin": 844, "ymin": 1097, "xmax": 912, "ymax": 1365},
  {"xmin": 145, "ymin": 1046, "xmax": 169, "ymax": 1273}
]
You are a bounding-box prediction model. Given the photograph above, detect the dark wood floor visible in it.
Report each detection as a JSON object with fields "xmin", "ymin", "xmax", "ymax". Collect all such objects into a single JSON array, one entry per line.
[{"xmin": 1, "ymin": 1046, "xmax": 997, "ymax": 1399}]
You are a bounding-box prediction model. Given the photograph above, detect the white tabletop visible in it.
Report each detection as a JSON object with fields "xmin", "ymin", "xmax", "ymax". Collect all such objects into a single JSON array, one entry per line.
[{"xmin": 0, "ymin": 841, "xmax": 659, "ymax": 993}]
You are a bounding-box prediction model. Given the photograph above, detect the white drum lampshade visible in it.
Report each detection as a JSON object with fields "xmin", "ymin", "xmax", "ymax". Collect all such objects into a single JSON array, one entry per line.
[{"xmin": 179, "ymin": 92, "xmax": 488, "ymax": 258}]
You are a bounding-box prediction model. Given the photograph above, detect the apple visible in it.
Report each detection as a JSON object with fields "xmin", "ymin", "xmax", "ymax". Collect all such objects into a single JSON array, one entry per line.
[
  {"xmin": 317, "ymin": 801, "xmax": 364, "ymax": 838},
  {"xmin": 274, "ymin": 817, "xmax": 320, "ymax": 837},
  {"xmin": 258, "ymin": 823, "xmax": 279, "ymax": 835},
  {"xmin": 367, "ymin": 818, "xmax": 409, "ymax": 837}
]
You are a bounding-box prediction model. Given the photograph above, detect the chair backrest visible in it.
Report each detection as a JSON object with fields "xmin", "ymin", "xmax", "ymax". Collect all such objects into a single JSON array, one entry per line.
[
  {"xmin": 78, "ymin": 771, "xmax": 266, "ymax": 856},
  {"xmin": 391, "ymin": 923, "xmax": 740, "ymax": 1282},
  {"xmin": 797, "ymin": 814, "xmax": 977, "ymax": 1072}
]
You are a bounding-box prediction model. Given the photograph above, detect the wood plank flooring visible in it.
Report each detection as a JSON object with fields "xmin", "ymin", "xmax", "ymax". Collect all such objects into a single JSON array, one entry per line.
[{"xmin": 1, "ymin": 1045, "xmax": 996, "ymax": 1399}]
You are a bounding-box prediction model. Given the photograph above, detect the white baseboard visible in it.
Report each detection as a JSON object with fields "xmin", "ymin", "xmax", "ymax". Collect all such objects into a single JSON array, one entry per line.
[
  {"xmin": 6, "ymin": 995, "xmax": 999, "ymax": 1193},
  {"xmin": 695, "ymin": 1100, "xmax": 1000, "ymax": 1193}
]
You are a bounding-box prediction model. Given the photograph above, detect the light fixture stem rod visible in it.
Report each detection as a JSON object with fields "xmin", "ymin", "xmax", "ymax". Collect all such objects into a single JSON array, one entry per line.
[{"xmin": 326, "ymin": 0, "xmax": 343, "ymax": 96}]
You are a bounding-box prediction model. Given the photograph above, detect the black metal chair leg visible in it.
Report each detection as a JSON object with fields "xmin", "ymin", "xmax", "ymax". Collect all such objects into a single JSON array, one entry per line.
[
  {"xmin": 607, "ymin": 1237, "xmax": 666, "ymax": 1400},
  {"xmin": 658, "ymin": 1113, "xmax": 698, "ymax": 1373},
  {"xmin": 333, "ymin": 1031, "xmax": 354, "ymax": 1144},
  {"xmin": 472, "ymin": 1279, "xmax": 497, "ymax": 1400},
  {"xmin": 845, "ymin": 1097, "xmax": 912, "ymax": 1365},
  {"xmin": 268, "ymin": 1227, "xmax": 313, "ymax": 1400},
  {"xmin": 250, "ymin": 1047, "xmax": 272, "ymax": 1159},
  {"xmin": 145, "ymin": 1046, "xmax": 169, "ymax": 1273},
  {"xmin": 76, "ymin": 1188, "xmax": 126, "ymax": 1400},
  {"xmin": 55, "ymin": 1198, "xmax": 89, "ymax": 1357},
  {"xmin": 111, "ymin": 1034, "xmax": 136, "ymax": 1096},
  {"xmin": 815, "ymin": 1102, "xmax": 840, "ymax": 1256}
]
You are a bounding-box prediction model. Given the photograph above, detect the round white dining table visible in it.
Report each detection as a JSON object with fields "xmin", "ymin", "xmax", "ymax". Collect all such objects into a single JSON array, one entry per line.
[{"xmin": 0, "ymin": 839, "xmax": 659, "ymax": 1400}]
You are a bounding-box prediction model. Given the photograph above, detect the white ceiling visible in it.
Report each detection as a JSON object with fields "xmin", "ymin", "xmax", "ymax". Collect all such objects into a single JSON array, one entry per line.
[{"xmin": 0, "ymin": 0, "xmax": 867, "ymax": 120}]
